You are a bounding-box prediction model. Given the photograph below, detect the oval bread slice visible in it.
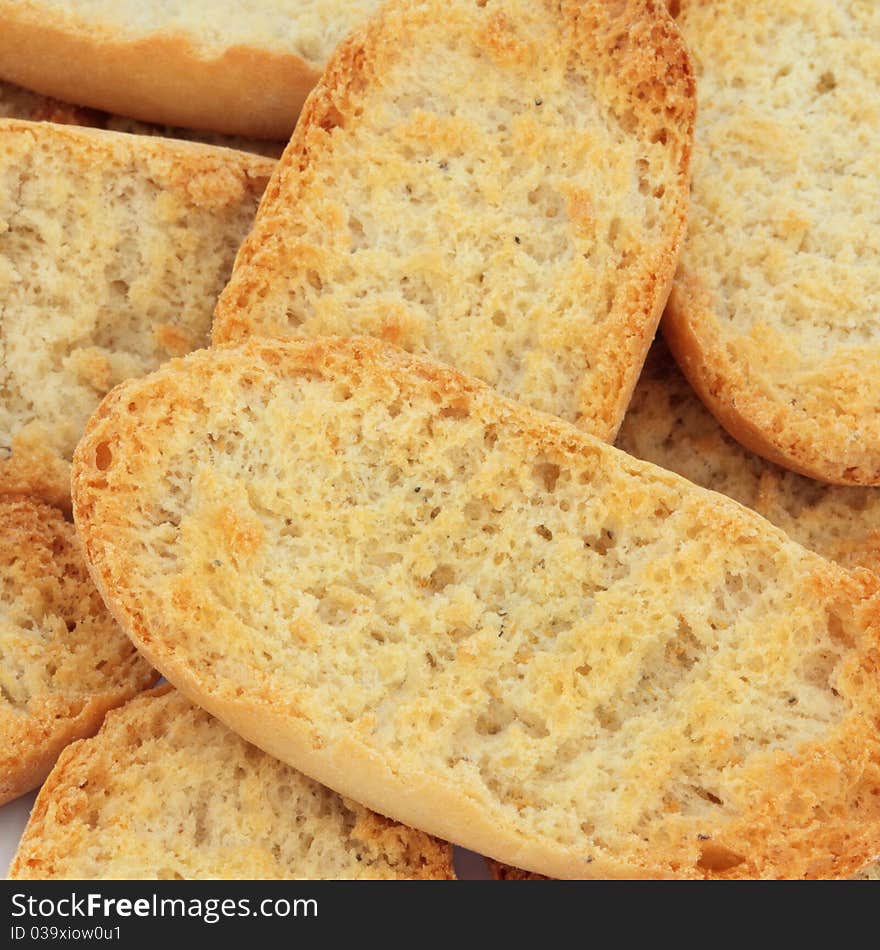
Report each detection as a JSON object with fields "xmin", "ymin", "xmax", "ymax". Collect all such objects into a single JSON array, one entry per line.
[
  {"xmin": 72, "ymin": 337, "xmax": 880, "ymax": 880},
  {"xmin": 0, "ymin": 119, "xmax": 273, "ymax": 509},
  {"xmin": 10, "ymin": 686, "xmax": 454, "ymax": 880},
  {"xmin": 0, "ymin": 494, "xmax": 156, "ymax": 806},
  {"xmin": 213, "ymin": 0, "xmax": 695, "ymax": 441},
  {"xmin": 0, "ymin": 0, "xmax": 383, "ymax": 139},
  {"xmin": 618, "ymin": 341, "xmax": 880, "ymax": 576},
  {"xmin": 663, "ymin": 0, "xmax": 880, "ymax": 485}
]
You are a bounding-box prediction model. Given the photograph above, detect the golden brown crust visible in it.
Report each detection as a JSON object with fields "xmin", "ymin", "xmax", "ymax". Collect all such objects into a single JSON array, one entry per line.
[
  {"xmin": 0, "ymin": 431, "xmax": 73, "ymax": 515},
  {"xmin": 663, "ymin": 281, "xmax": 856, "ymax": 483},
  {"xmin": 0, "ymin": 77, "xmax": 284, "ymax": 157},
  {"xmin": 662, "ymin": 0, "xmax": 880, "ymax": 485},
  {"xmin": 0, "ymin": 116, "xmax": 276, "ymax": 177},
  {"xmin": 214, "ymin": 0, "xmax": 695, "ymax": 441},
  {"xmin": 0, "ymin": 4, "xmax": 318, "ymax": 138},
  {"xmin": 0, "ymin": 494, "xmax": 157, "ymax": 806},
  {"xmin": 70, "ymin": 337, "xmax": 880, "ymax": 879},
  {"xmin": 854, "ymin": 859, "xmax": 880, "ymax": 881},
  {"xmin": 10, "ymin": 686, "xmax": 455, "ymax": 880}
]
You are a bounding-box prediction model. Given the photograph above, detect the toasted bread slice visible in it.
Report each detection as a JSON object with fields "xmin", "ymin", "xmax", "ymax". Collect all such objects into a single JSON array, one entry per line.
[
  {"xmin": 617, "ymin": 341, "xmax": 880, "ymax": 576},
  {"xmin": 10, "ymin": 686, "xmax": 454, "ymax": 879},
  {"xmin": 0, "ymin": 495, "xmax": 156, "ymax": 806},
  {"xmin": 491, "ymin": 341, "xmax": 880, "ymax": 881},
  {"xmin": 213, "ymin": 0, "xmax": 695, "ymax": 441},
  {"xmin": 662, "ymin": 0, "xmax": 880, "ymax": 485},
  {"xmin": 0, "ymin": 78, "xmax": 283, "ymax": 157},
  {"xmin": 0, "ymin": 119, "xmax": 273, "ymax": 508},
  {"xmin": 71, "ymin": 337, "xmax": 880, "ymax": 879},
  {"xmin": 0, "ymin": 0, "xmax": 382, "ymax": 139}
]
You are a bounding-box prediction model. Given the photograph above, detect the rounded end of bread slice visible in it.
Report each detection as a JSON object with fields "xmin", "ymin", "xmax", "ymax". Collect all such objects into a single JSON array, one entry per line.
[
  {"xmin": 0, "ymin": 493, "xmax": 157, "ymax": 806},
  {"xmin": 212, "ymin": 0, "xmax": 696, "ymax": 440},
  {"xmin": 663, "ymin": 288, "xmax": 880, "ymax": 486},
  {"xmin": 10, "ymin": 686, "xmax": 455, "ymax": 880},
  {"xmin": 662, "ymin": 0, "xmax": 880, "ymax": 487},
  {"xmin": 0, "ymin": 3, "xmax": 331, "ymax": 139}
]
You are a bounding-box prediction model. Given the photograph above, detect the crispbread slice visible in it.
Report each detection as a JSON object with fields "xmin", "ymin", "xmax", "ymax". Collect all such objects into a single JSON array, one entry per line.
[
  {"xmin": 663, "ymin": 0, "xmax": 880, "ymax": 485},
  {"xmin": 0, "ymin": 119, "xmax": 273, "ymax": 507},
  {"xmin": 10, "ymin": 686, "xmax": 455, "ymax": 880},
  {"xmin": 72, "ymin": 337, "xmax": 880, "ymax": 879},
  {"xmin": 214, "ymin": 0, "xmax": 695, "ymax": 441},
  {"xmin": 0, "ymin": 77, "xmax": 283, "ymax": 157},
  {"xmin": 617, "ymin": 341, "xmax": 880, "ymax": 576},
  {"xmin": 0, "ymin": 0, "xmax": 383, "ymax": 138},
  {"xmin": 489, "ymin": 340, "xmax": 880, "ymax": 881},
  {"xmin": 0, "ymin": 495, "xmax": 156, "ymax": 806}
]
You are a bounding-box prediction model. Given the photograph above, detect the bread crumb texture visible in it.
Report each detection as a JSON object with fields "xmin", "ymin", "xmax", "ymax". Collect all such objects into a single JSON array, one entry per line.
[
  {"xmin": 618, "ymin": 341, "xmax": 880, "ymax": 576},
  {"xmin": 0, "ymin": 78, "xmax": 283, "ymax": 157},
  {"xmin": 214, "ymin": 0, "xmax": 695, "ymax": 440},
  {"xmin": 72, "ymin": 337, "xmax": 880, "ymax": 879},
  {"xmin": 0, "ymin": 495, "xmax": 156, "ymax": 806},
  {"xmin": 618, "ymin": 339, "xmax": 880, "ymax": 881},
  {"xmin": 16, "ymin": 0, "xmax": 383, "ymax": 66},
  {"xmin": 10, "ymin": 687, "xmax": 454, "ymax": 880},
  {"xmin": 0, "ymin": 120, "xmax": 272, "ymax": 504},
  {"xmin": 664, "ymin": 0, "xmax": 880, "ymax": 484}
]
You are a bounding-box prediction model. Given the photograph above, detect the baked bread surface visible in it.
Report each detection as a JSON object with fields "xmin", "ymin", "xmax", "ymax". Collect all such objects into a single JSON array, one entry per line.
[
  {"xmin": 663, "ymin": 0, "xmax": 880, "ymax": 485},
  {"xmin": 10, "ymin": 686, "xmax": 454, "ymax": 879},
  {"xmin": 71, "ymin": 336, "xmax": 880, "ymax": 879},
  {"xmin": 0, "ymin": 77, "xmax": 283, "ymax": 157},
  {"xmin": 0, "ymin": 119, "xmax": 273, "ymax": 507},
  {"xmin": 0, "ymin": 0, "xmax": 383, "ymax": 138},
  {"xmin": 618, "ymin": 341, "xmax": 880, "ymax": 576},
  {"xmin": 0, "ymin": 495, "xmax": 156, "ymax": 806},
  {"xmin": 214, "ymin": 0, "xmax": 695, "ymax": 441}
]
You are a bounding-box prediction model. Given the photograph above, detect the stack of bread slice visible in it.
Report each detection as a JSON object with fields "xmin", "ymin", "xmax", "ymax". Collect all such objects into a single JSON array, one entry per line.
[{"xmin": 2, "ymin": 0, "xmax": 879, "ymax": 880}]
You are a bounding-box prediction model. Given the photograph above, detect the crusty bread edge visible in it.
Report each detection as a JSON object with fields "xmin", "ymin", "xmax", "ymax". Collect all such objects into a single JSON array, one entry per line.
[
  {"xmin": 662, "ymin": 276, "xmax": 880, "ymax": 486},
  {"xmin": 92, "ymin": 640, "xmax": 648, "ymax": 881},
  {"xmin": 0, "ymin": 115, "xmax": 278, "ymax": 171},
  {"xmin": 212, "ymin": 0, "xmax": 697, "ymax": 443},
  {"xmin": 0, "ymin": 116, "xmax": 274, "ymax": 506},
  {"xmin": 600, "ymin": 0, "xmax": 697, "ymax": 439},
  {"xmin": 0, "ymin": 3, "xmax": 317, "ymax": 138},
  {"xmin": 0, "ymin": 494, "xmax": 160, "ymax": 807},
  {"xmin": 70, "ymin": 337, "xmax": 880, "ymax": 880},
  {"xmin": 1, "ymin": 686, "xmax": 160, "ymax": 808},
  {"xmin": 8, "ymin": 684, "xmax": 169, "ymax": 878}
]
